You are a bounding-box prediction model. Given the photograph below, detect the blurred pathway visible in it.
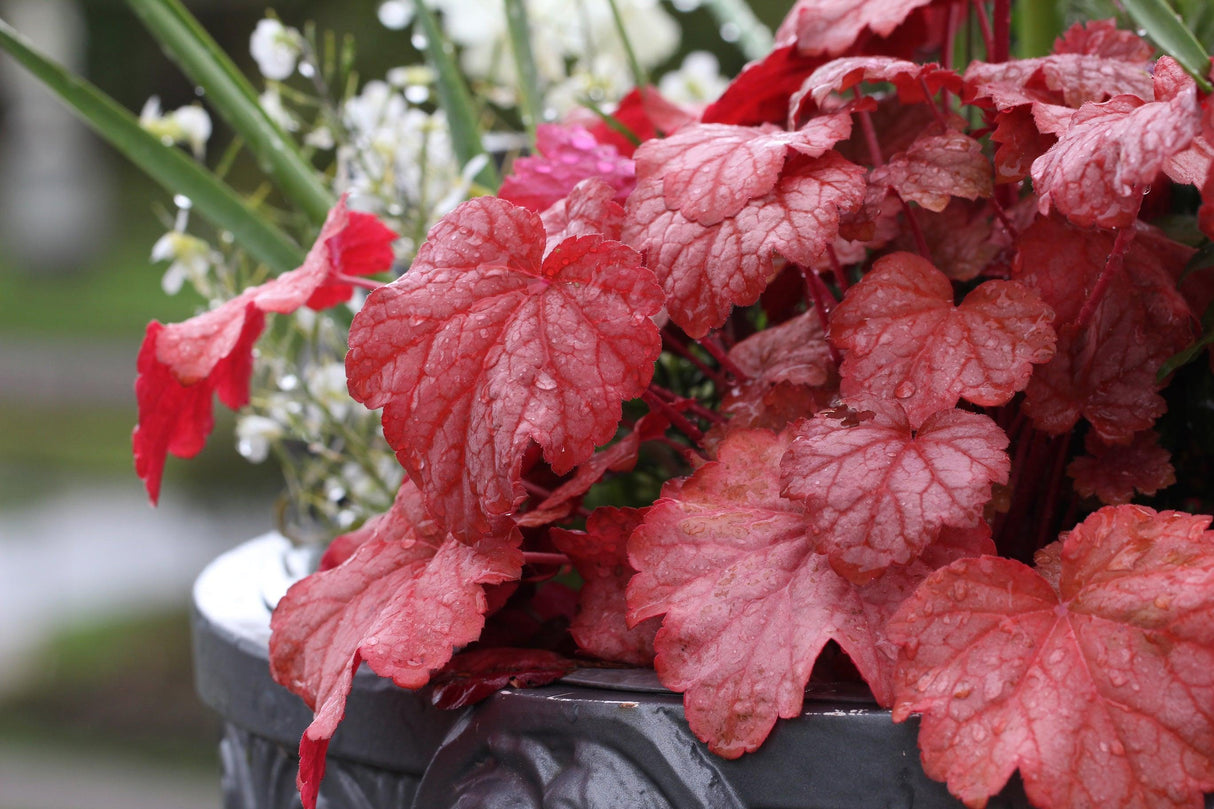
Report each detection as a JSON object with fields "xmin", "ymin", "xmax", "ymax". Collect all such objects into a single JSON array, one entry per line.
[
  {"xmin": 0, "ymin": 742, "xmax": 218, "ymax": 809},
  {"xmin": 0, "ymin": 484, "xmax": 271, "ymax": 692}
]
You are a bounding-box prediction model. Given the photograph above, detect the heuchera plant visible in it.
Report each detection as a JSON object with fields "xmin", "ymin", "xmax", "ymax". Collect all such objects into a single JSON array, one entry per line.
[{"xmin": 120, "ymin": 2, "xmax": 1214, "ymax": 808}]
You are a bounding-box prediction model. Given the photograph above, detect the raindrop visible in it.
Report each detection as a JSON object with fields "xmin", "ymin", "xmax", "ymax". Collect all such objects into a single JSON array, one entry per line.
[
  {"xmin": 953, "ymin": 682, "xmax": 973, "ymax": 699},
  {"xmin": 894, "ymin": 381, "xmax": 916, "ymax": 399}
]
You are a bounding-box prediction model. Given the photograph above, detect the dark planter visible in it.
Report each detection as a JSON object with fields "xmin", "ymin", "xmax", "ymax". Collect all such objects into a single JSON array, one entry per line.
[{"xmin": 194, "ymin": 534, "xmax": 1036, "ymax": 809}]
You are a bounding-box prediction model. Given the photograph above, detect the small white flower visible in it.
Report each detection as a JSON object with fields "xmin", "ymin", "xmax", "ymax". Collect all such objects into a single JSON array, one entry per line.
[
  {"xmin": 150, "ymin": 231, "xmax": 217, "ymax": 295},
  {"xmin": 139, "ymin": 97, "xmax": 212, "ymax": 157},
  {"xmin": 258, "ymin": 88, "xmax": 299, "ymax": 132},
  {"xmin": 236, "ymin": 415, "xmax": 284, "ymax": 463},
  {"xmin": 658, "ymin": 51, "xmax": 729, "ymax": 105},
  {"xmin": 250, "ymin": 18, "xmax": 302, "ymax": 81}
]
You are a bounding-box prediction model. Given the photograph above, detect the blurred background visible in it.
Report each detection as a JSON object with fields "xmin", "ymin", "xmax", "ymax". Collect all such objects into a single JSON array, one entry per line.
[{"xmin": 0, "ymin": 1, "xmax": 787, "ymax": 807}]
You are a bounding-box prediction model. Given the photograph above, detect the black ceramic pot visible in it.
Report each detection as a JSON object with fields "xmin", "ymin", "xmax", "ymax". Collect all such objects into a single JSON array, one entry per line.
[{"xmin": 194, "ymin": 534, "xmax": 1038, "ymax": 809}]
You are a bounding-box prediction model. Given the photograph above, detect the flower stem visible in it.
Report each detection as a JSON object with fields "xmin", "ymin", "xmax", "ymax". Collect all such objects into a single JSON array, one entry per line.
[{"xmin": 1074, "ymin": 226, "xmax": 1136, "ymax": 331}]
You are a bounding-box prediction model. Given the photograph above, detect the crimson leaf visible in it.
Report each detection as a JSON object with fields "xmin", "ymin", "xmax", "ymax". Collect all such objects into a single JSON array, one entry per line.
[
  {"xmin": 888, "ymin": 506, "xmax": 1214, "ymax": 809},
  {"xmin": 346, "ymin": 197, "xmax": 664, "ymax": 538},
  {"xmin": 830, "ymin": 252, "xmax": 1056, "ymax": 429},
  {"xmin": 781, "ymin": 396, "xmax": 1009, "ymax": 582}
]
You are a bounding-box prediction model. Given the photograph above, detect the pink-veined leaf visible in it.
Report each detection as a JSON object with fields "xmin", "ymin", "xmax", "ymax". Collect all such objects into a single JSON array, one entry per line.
[
  {"xmin": 991, "ymin": 106, "xmax": 1057, "ymax": 183},
  {"xmin": 550, "ymin": 506, "xmax": 659, "ymax": 665},
  {"xmin": 905, "ymin": 199, "xmax": 1007, "ymax": 281},
  {"xmin": 132, "ymin": 198, "xmax": 395, "ymax": 502},
  {"xmin": 539, "ymin": 177, "xmax": 626, "ymax": 256},
  {"xmin": 830, "ymin": 252, "xmax": 1056, "ymax": 428},
  {"xmin": 793, "ymin": 56, "xmax": 961, "ymax": 113},
  {"xmin": 1013, "ymin": 217, "xmax": 1195, "ymax": 442},
  {"xmin": 888, "ymin": 505, "xmax": 1214, "ymax": 809},
  {"xmin": 1053, "ymin": 18, "xmax": 1154, "ymax": 61},
  {"xmin": 627, "ymin": 428, "xmax": 891, "ymax": 756},
  {"xmin": 632, "ymin": 116, "xmax": 853, "ymax": 227},
  {"xmin": 268, "ymin": 481, "xmax": 523, "ymax": 809},
  {"xmin": 498, "ymin": 124, "xmax": 635, "ymax": 213},
  {"xmin": 347, "ymin": 197, "xmax": 664, "ymax": 538},
  {"xmin": 625, "ymin": 151, "xmax": 866, "ymax": 338},
  {"xmin": 627, "ymin": 427, "xmax": 995, "ymax": 757},
  {"xmin": 963, "ymin": 49, "xmax": 1154, "ymax": 113},
  {"xmin": 729, "ymin": 310, "xmax": 835, "ymax": 389},
  {"xmin": 870, "ymin": 129, "xmax": 994, "ymax": 212},
  {"xmin": 1032, "ymin": 58, "xmax": 1201, "ymax": 229},
  {"xmin": 781, "ymin": 397, "xmax": 1010, "ymax": 582},
  {"xmin": 774, "ymin": 0, "xmax": 938, "ymax": 57},
  {"xmin": 1067, "ymin": 429, "xmax": 1176, "ymax": 505}
]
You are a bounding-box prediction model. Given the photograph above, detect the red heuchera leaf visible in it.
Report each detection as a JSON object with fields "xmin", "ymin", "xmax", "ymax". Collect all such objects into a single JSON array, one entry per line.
[
  {"xmin": 625, "ymin": 151, "xmax": 866, "ymax": 337},
  {"xmin": 550, "ymin": 507, "xmax": 659, "ymax": 665},
  {"xmin": 587, "ymin": 86, "xmax": 696, "ymax": 157},
  {"xmin": 1032, "ymin": 58, "xmax": 1201, "ymax": 229},
  {"xmin": 830, "ymin": 252, "xmax": 1056, "ymax": 428},
  {"xmin": 132, "ymin": 199, "xmax": 396, "ymax": 502},
  {"xmin": 781, "ymin": 397, "xmax": 1010, "ymax": 582},
  {"xmin": 702, "ymin": 45, "xmax": 826, "ymax": 127},
  {"xmin": 627, "ymin": 428, "xmax": 891, "ymax": 756},
  {"xmin": 991, "ymin": 106, "xmax": 1056, "ymax": 183},
  {"xmin": 539, "ymin": 177, "xmax": 626, "ymax": 255},
  {"xmin": 888, "ymin": 506, "xmax": 1214, "ymax": 809},
  {"xmin": 1068, "ymin": 429, "xmax": 1176, "ymax": 505},
  {"xmin": 1014, "ymin": 217, "xmax": 1195, "ymax": 442},
  {"xmin": 793, "ymin": 56, "xmax": 961, "ymax": 112},
  {"xmin": 963, "ymin": 49, "xmax": 1154, "ymax": 112},
  {"xmin": 774, "ymin": 0, "xmax": 937, "ymax": 57},
  {"xmin": 268, "ymin": 482, "xmax": 523, "ymax": 809},
  {"xmin": 905, "ymin": 199, "xmax": 1006, "ymax": 281},
  {"xmin": 870, "ymin": 129, "xmax": 994, "ymax": 212},
  {"xmin": 729, "ymin": 310, "xmax": 835, "ymax": 388},
  {"xmin": 632, "ymin": 116, "xmax": 853, "ymax": 226},
  {"xmin": 429, "ymin": 648, "xmax": 576, "ymax": 710},
  {"xmin": 346, "ymin": 197, "xmax": 664, "ymax": 537},
  {"xmin": 1053, "ymin": 18, "xmax": 1154, "ymax": 61},
  {"xmin": 498, "ymin": 124, "xmax": 635, "ymax": 213},
  {"xmin": 628, "ymin": 427, "xmax": 996, "ymax": 756}
]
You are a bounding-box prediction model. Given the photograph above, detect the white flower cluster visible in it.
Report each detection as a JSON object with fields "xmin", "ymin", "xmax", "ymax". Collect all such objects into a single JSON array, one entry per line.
[
  {"xmin": 377, "ymin": 0, "xmax": 681, "ymax": 116},
  {"xmin": 139, "ymin": 97, "xmax": 212, "ymax": 157}
]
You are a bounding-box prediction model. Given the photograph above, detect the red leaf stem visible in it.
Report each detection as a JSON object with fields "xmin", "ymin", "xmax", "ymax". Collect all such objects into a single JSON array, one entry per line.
[
  {"xmin": 662, "ymin": 327, "xmax": 730, "ymax": 388},
  {"xmin": 643, "ymin": 388, "xmax": 706, "ymax": 444},
  {"xmin": 918, "ymin": 76, "xmax": 950, "ymax": 129},
  {"xmin": 1035, "ymin": 431, "xmax": 1073, "ymax": 551},
  {"xmin": 799, "ymin": 266, "xmax": 843, "ymax": 367},
  {"xmin": 699, "ymin": 335, "xmax": 750, "ymax": 383},
  {"xmin": 521, "ymin": 551, "xmax": 571, "ymax": 568},
  {"xmin": 856, "ymin": 101, "xmax": 885, "ymax": 167},
  {"xmin": 992, "ymin": 0, "xmax": 1011, "ymax": 63},
  {"xmin": 944, "ymin": 2, "xmax": 963, "ymax": 73},
  {"xmin": 987, "ymin": 195, "xmax": 1018, "ymax": 241},
  {"xmin": 332, "ymin": 273, "xmax": 388, "ymax": 292},
  {"xmin": 897, "ymin": 195, "xmax": 932, "ymax": 259},
  {"xmin": 969, "ymin": 0, "xmax": 995, "ymax": 60},
  {"xmin": 826, "ymin": 245, "xmax": 850, "ymax": 293},
  {"xmin": 1073, "ymin": 225, "xmax": 1136, "ymax": 331},
  {"xmin": 648, "ymin": 384, "xmax": 728, "ymax": 426}
]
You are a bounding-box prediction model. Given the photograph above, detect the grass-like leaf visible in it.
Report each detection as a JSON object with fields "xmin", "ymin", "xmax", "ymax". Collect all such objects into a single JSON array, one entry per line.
[
  {"xmin": 410, "ymin": 1, "xmax": 500, "ymax": 191},
  {"xmin": 504, "ymin": 0, "xmax": 543, "ymax": 146},
  {"xmin": 0, "ymin": 18, "xmax": 304, "ymax": 274},
  {"xmin": 1121, "ymin": 0, "xmax": 1214, "ymax": 92},
  {"xmin": 124, "ymin": 0, "xmax": 334, "ymax": 225}
]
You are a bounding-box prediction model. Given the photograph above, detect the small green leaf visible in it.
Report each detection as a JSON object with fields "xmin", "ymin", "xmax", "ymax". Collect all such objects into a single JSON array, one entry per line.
[
  {"xmin": 124, "ymin": 0, "xmax": 334, "ymax": 225},
  {"xmin": 1120, "ymin": 0, "xmax": 1214, "ymax": 93},
  {"xmin": 1159, "ymin": 297, "xmax": 1214, "ymax": 379},
  {"xmin": 0, "ymin": 18, "xmax": 304, "ymax": 274}
]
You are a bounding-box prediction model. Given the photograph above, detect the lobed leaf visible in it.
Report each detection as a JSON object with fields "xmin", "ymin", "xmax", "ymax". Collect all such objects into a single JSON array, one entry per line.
[
  {"xmin": 781, "ymin": 397, "xmax": 1010, "ymax": 582},
  {"xmin": 347, "ymin": 198, "xmax": 664, "ymax": 538},
  {"xmin": 774, "ymin": 0, "xmax": 937, "ymax": 57},
  {"xmin": 830, "ymin": 252, "xmax": 1056, "ymax": 429},
  {"xmin": 889, "ymin": 505, "xmax": 1214, "ymax": 809},
  {"xmin": 499, "ymin": 124, "xmax": 635, "ymax": 214}
]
